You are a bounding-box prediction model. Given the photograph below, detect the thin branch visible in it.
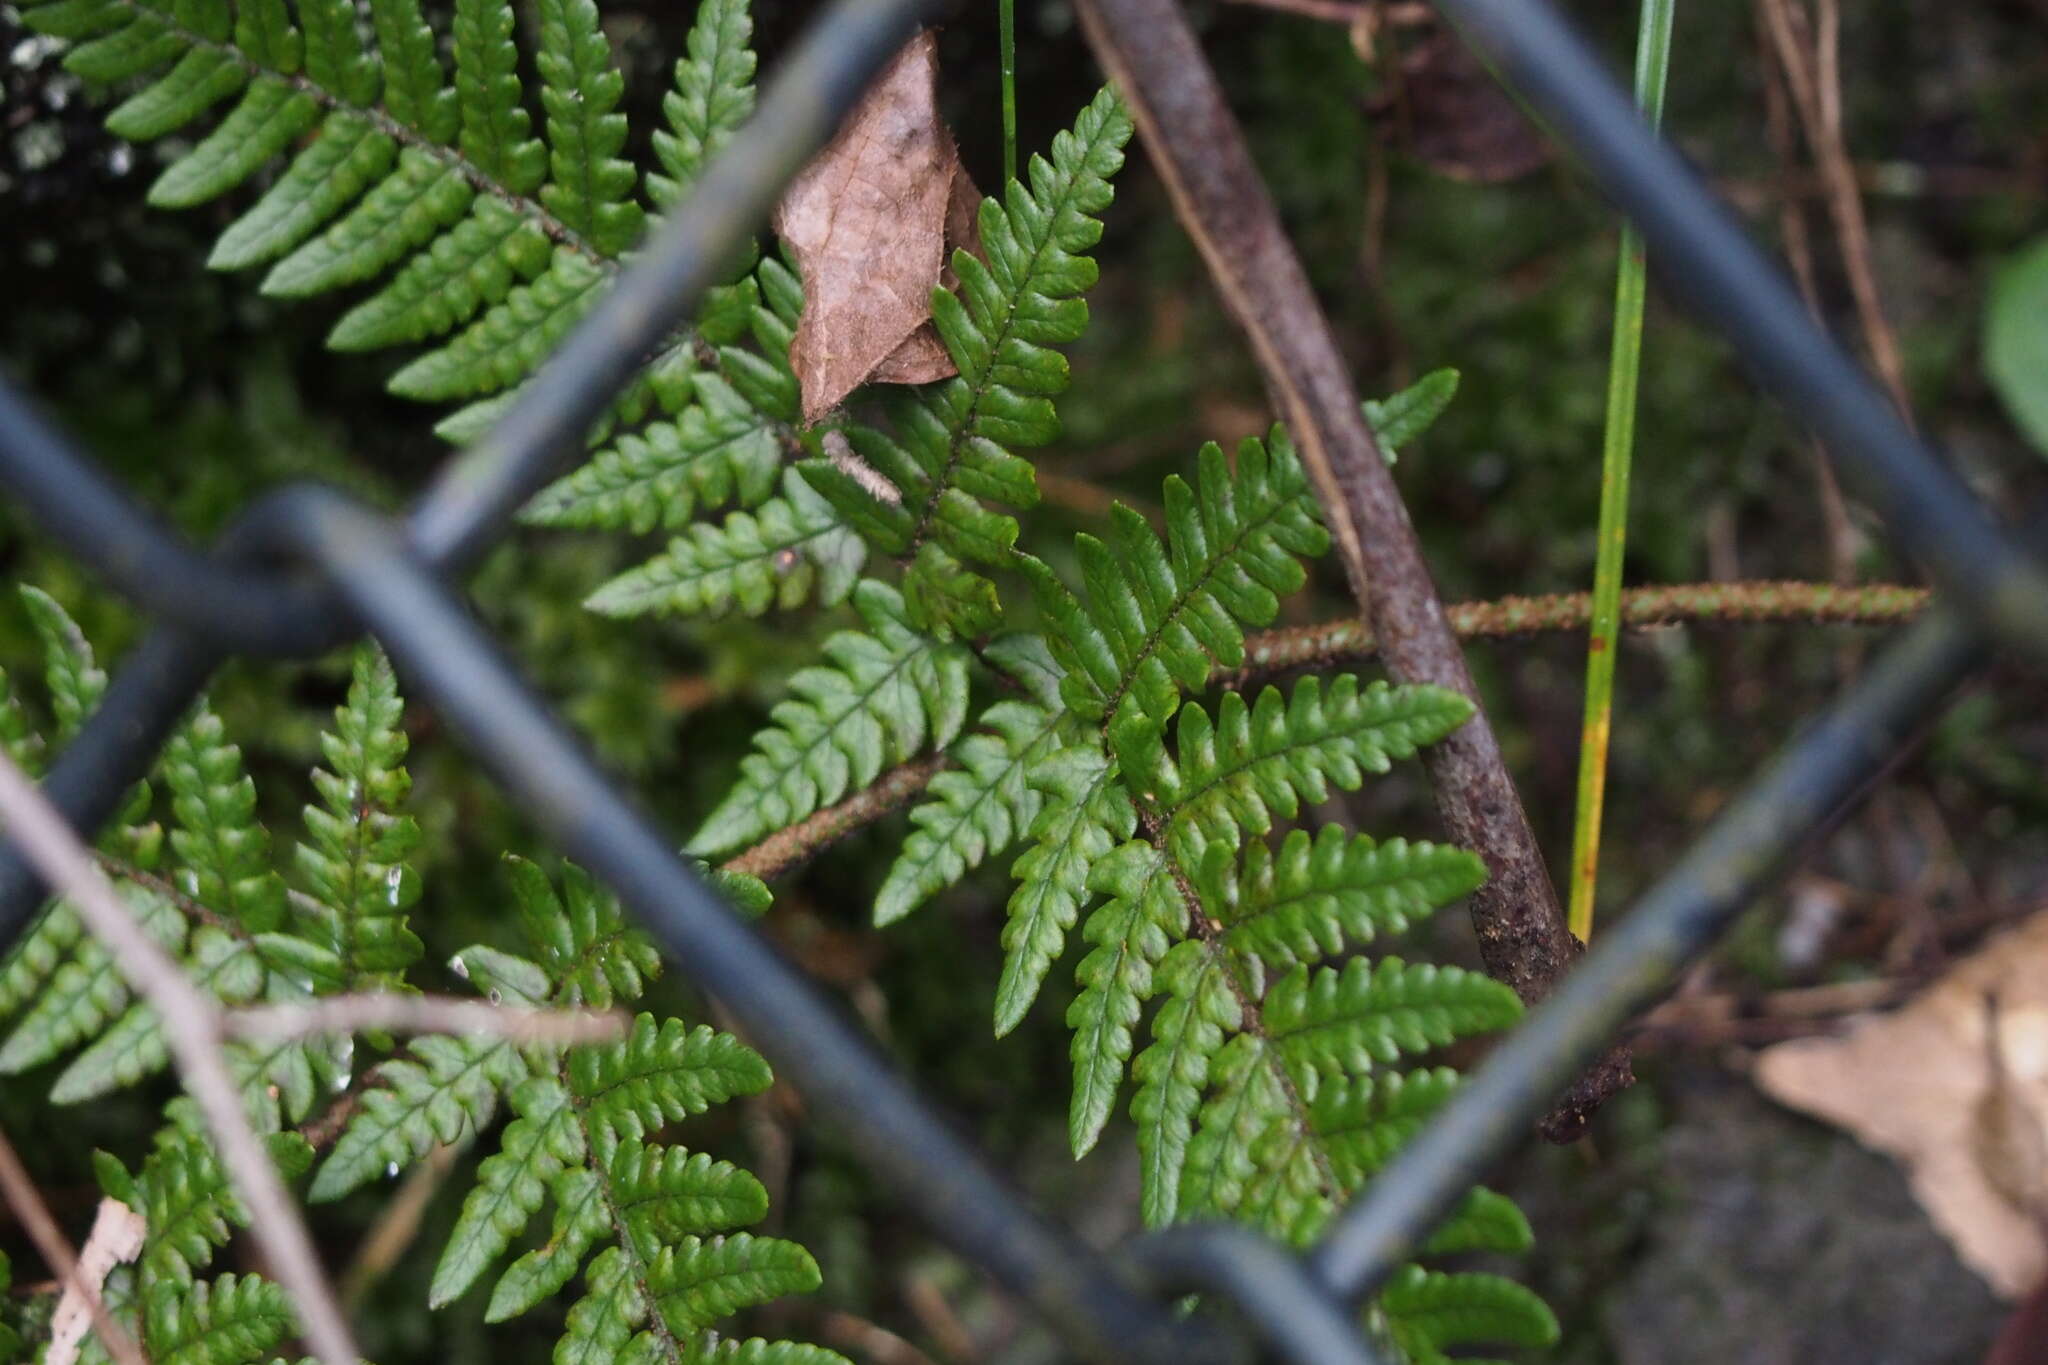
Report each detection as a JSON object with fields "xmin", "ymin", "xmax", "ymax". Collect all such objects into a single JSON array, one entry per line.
[
  {"xmin": 225, "ymin": 995, "xmax": 626, "ymax": 1046},
  {"xmin": 722, "ymin": 753, "xmax": 949, "ymax": 881},
  {"xmin": 0, "ymin": 1128, "xmax": 147, "ymax": 1365},
  {"xmin": 1073, "ymin": 0, "xmax": 1627, "ymax": 1138},
  {"xmin": 732, "ymin": 582, "xmax": 1928, "ymax": 883},
  {"xmin": 0, "ymin": 749, "xmax": 360, "ymax": 1365},
  {"xmin": 1217, "ymin": 580, "xmax": 1930, "ymax": 689}
]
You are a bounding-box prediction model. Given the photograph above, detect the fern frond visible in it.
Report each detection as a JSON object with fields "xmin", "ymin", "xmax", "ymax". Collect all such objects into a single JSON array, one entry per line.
[
  {"xmin": 535, "ymin": 0, "xmax": 643, "ymax": 255},
  {"xmin": 506, "ymin": 855, "xmax": 661, "ymax": 1009},
  {"xmin": 688, "ymin": 581, "xmax": 969, "ymax": 856},
  {"xmin": 1262, "ymin": 958, "xmax": 1521, "ymax": 1101},
  {"xmin": 1130, "ymin": 939, "xmax": 1237, "ymax": 1226},
  {"xmin": 1120, "ymin": 675, "xmax": 1475, "ymax": 861},
  {"xmin": 646, "ymin": 1234, "xmax": 820, "ymax": 1331},
  {"xmin": 52, "ymin": 924, "xmax": 264, "ymax": 1104},
  {"xmin": 583, "ymin": 469, "xmax": 867, "ymax": 621},
  {"xmin": 796, "ymin": 86, "xmax": 1133, "ymax": 565},
  {"xmin": 142, "ymin": 1272, "xmax": 295, "ymax": 1365},
  {"xmin": 569, "ymin": 1013, "xmax": 773, "ymax": 1151},
  {"xmin": 0, "ymin": 884, "xmax": 183, "ymax": 1074},
  {"xmin": 1066, "ymin": 841, "xmax": 1184, "ymax": 1156},
  {"xmin": 432, "ymin": 1075, "xmax": 586, "ymax": 1307},
  {"xmin": 647, "ymin": 0, "xmax": 755, "ymax": 209},
  {"xmin": 1021, "ymin": 432, "xmax": 1327, "ymax": 733},
  {"xmin": 1377, "ymin": 1266, "xmax": 1559, "ymax": 1364},
  {"xmin": 162, "ymin": 702, "xmax": 288, "ymax": 935},
  {"xmin": 994, "ymin": 741, "xmax": 1134, "ymax": 1037},
  {"xmin": 294, "ymin": 645, "xmax": 424, "ymax": 985},
  {"xmin": 1213, "ymin": 828, "xmax": 1484, "ymax": 971},
  {"xmin": 120, "ymin": 1123, "xmax": 313, "ymax": 1289},
  {"xmin": 311, "ymin": 1033, "xmax": 528, "ymax": 1200},
  {"xmin": 874, "ymin": 698, "xmax": 1063, "ymax": 926},
  {"xmin": 486, "ymin": 1166, "xmax": 610, "ymax": 1321}
]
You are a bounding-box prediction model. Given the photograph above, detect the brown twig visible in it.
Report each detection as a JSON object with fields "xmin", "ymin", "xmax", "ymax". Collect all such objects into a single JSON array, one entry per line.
[
  {"xmin": 723, "ymin": 753, "xmax": 949, "ymax": 881},
  {"xmin": 225, "ymin": 994, "xmax": 626, "ymax": 1046},
  {"xmin": 1081, "ymin": 0, "xmax": 1631, "ymax": 1135},
  {"xmin": 0, "ymin": 1128, "xmax": 147, "ymax": 1365},
  {"xmin": 1756, "ymin": 0, "xmax": 1915, "ymax": 424},
  {"xmin": 0, "ymin": 748, "xmax": 360, "ymax": 1365},
  {"xmin": 816, "ymin": 1311, "xmax": 944, "ymax": 1365},
  {"xmin": 728, "ymin": 583, "xmax": 1929, "ymax": 884}
]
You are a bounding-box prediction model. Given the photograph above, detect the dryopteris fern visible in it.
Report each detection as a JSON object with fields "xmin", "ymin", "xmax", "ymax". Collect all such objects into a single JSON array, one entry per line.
[{"xmin": 0, "ymin": 595, "xmax": 840, "ymax": 1365}]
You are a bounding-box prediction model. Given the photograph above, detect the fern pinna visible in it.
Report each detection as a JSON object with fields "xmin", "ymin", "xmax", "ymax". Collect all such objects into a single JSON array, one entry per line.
[{"xmin": 0, "ymin": 596, "xmax": 840, "ymax": 1365}]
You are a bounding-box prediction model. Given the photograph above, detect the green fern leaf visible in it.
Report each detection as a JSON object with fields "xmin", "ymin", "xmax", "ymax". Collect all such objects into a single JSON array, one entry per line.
[
  {"xmin": 506, "ymin": 855, "xmax": 661, "ymax": 1009},
  {"xmin": 312, "ymin": 1034, "xmax": 528, "ymax": 1201},
  {"xmin": 1131, "ymin": 939, "xmax": 1237, "ymax": 1227},
  {"xmin": 432, "ymin": 1075, "xmax": 587, "ymax": 1308},
  {"xmin": 21, "ymin": 585, "xmax": 104, "ymax": 742},
  {"xmin": 128, "ymin": 1125, "xmax": 314, "ymax": 1288},
  {"xmin": 368, "ymin": 0, "xmax": 458, "ymax": 141},
  {"xmin": 0, "ymin": 664, "xmax": 45, "ymax": 774},
  {"xmin": 1067, "ymin": 841, "xmax": 1184, "ymax": 1156},
  {"xmin": 647, "ymin": 0, "xmax": 755, "ymax": 209},
  {"xmin": 51, "ymin": 926, "xmax": 264, "ymax": 1104},
  {"xmin": 163, "ymin": 702, "xmax": 288, "ymax": 934},
  {"xmin": 1262, "ymin": 958, "xmax": 1521, "ymax": 1099},
  {"xmin": 688, "ymin": 581, "xmax": 970, "ymax": 856},
  {"xmin": 798, "ymin": 86, "xmax": 1133, "ymax": 563},
  {"xmin": 1215, "ymin": 828, "xmax": 1484, "ymax": 970},
  {"xmin": 1121, "ymin": 675, "xmax": 1475, "ymax": 862},
  {"xmin": 452, "ymin": 0, "xmax": 547, "ymax": 193},
  {"xmin": 148, "ymin": 82, "xmax": 320, "ymax": 209},
  {"xmin": 646, "ymin": 1234, "xmax": 820, "ymax": 1333},
  {"xmin": 1364, "ymin": 368, "xmax": 1459, "ymax": 453},
  {"xmin": 485, "ymin": 1166, "xmax": 609, "ymax": 1322},
  {"xmin": 1379, "ymin": 1266, "xmax": 1559, "ymax": 1362},
  {"xmin": 681, "ymin": 1343, "xmax": 850, "ymax": 1365},
  {"xmin": 1022, "ymin": 432, "xmax": 1327, "ymax": 732},
  {"xmin": 261, "ymin": 149, "xmax": 475, "ymax": 298},
  {"xmin": 994, "ymin": 742, "xmax": 1134, "ymax": 1036},
  {"xmin": 209, "ymin": 116, "xmax": 398, "ymax": 271},
  {"xmin": 523, "ymin": 372, "xmax": 784, "ymax": 533},
  {"xmin": 388, "ymin": 247, "xmax": 608, "ymax": 401},
  {"xmin": 1423, "ymin": 1187, "xmax": 1534, "ymax": 1257},
  {"xmin": 294, "ymin": 645, "xmax": 424, "ymax": 984},
  {"xmin": 568, "ymin": 1014, "xmax": 773, "ymax": 1151},
  {"xmin": 1306, "ymin": 1067, "xmax": 1462, "ymax": 1189},
  {"xmin": 556, "ymin": 1245, "xmax": 644, "ymax": 1365},
  {"xmin": 143, "ymin": 1273, "xmax": 296, "ymax": 1365},
  {"xmin": 535, "ymin": 0, "xmax": 643, "ymax": 255},
  {"xmin": 0, "ymin": 883, "xmax": 183, "ymax": 1074},
  {"xmin": 610, "ymin": 1141, "xmax": 769, "ymax": 1255},
  {"xmin": 327, "ymin": 198, "xmax": 553, "ymax": 351},
  {"xmin": 1179, "ymin": 1031, "xmax": 1284, "ymax": 1223},
  {"xmin": 0, "ymin": 903, "xmax": 82, "ymax": 1018},
  {"xmin": 875, "ymin": 699, "xmax": 1062, "ymax": 926},
  {"xmin": 583, "ymin": 470, "xmax": 866, "ymax": 621}
]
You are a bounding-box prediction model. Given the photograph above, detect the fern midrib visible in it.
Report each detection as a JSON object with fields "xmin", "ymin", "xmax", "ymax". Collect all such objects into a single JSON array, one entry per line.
[
  {"xmin": 903, "ymin": 115, "xmax": 1127, "ymax": 548},
  {"xmin": 1137, "ymin": 806, "xmax": 1341, "ymax": 1210},
  {"xmin": 556, "ymin": 1061, "xmax": 690, "ymax": 1365},
  {"xmin": 1094, "ymin": 487, "xmax": 1314, "ymax": 737},
  {"xmin": 98, "ymin": 854, "xmax": 247, "ymax": 942},
  {"xmin": 731, "ymin": 635, "xmax": 939, "ymax": 811},
  {"xmin": 102, "ymin": 0, "xmax": 607, "ymax": 260}
]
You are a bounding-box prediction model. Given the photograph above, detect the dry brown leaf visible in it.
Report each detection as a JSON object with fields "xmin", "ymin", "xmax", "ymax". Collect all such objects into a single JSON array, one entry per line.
[
  {"xmin": 1755, "ymin": 913, "xmax": 2048, "ymax": 1298},
  {"xmin": 773, "ymin": 31, "xmax": 981, "ymax": 425}
]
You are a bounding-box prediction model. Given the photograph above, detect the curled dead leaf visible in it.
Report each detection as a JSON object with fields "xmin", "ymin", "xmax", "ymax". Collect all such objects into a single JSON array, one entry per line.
[
  {"xmin": 1755, "ymin": 913, "xmax": 2048, "ymax": 1298},
  {"xmin": 773, "ymin": 31, "xmax": 983, "ymax": 425}
]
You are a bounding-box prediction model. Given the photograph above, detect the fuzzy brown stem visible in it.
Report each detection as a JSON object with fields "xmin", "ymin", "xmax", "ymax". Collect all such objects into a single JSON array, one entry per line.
[
  {"xmin": 723, "ymin": 754, "xmax": 951, "ymax": 882},
  {"xmin": 1073, "ymin": 0, "xmax": 1629, "ymax": 1137}
]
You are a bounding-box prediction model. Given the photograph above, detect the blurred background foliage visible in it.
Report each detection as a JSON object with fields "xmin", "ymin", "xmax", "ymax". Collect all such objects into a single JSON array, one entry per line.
[{"xmin": 3, "ymin": 0, "xmax": 2047, "ymax": 1359}]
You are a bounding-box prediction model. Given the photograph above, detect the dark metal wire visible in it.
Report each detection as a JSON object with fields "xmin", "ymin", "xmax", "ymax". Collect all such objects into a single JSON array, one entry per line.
[{"xmin": 0, "ymin": 0, "xmax": 2040, "ymax": 1355}]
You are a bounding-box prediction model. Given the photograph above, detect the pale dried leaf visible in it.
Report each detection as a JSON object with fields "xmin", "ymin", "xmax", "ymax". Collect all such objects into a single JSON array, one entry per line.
[
  {"xmin": 773, "ymin": 32, "xmax": 981, "ymax": 423},
  {"xmin": 1755, "ymin": 913, "xmax": 2048, "ymax": 1298},
  {"xmin": 46, "ymin": 1197, "xmax": 145, "ymax": 1365}
]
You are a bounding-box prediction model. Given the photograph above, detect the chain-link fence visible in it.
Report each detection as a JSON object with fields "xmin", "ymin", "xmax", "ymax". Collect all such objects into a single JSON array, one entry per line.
[{"xmin": 0, "ymin": 0, "xmax": 2037, "ymax": 1360}]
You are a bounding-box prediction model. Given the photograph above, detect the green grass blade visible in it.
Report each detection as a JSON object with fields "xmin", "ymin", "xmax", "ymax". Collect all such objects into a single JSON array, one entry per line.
[{"xmin": 1568, "ymin": 0, "xmax": 1676, "ymax": 943}]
